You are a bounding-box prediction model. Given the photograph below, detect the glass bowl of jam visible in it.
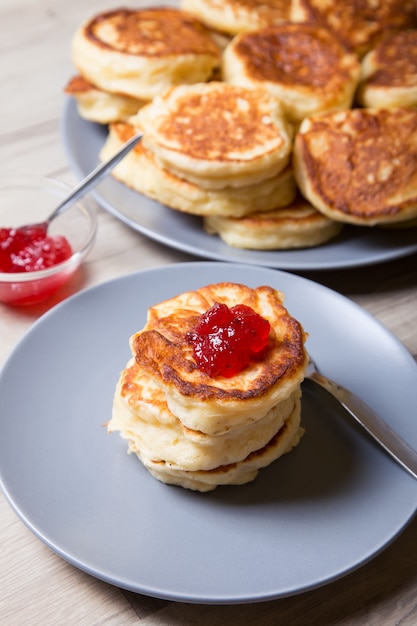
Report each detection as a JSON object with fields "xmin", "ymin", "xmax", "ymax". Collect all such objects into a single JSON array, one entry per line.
[{"xmin": 0, "ymin": 176, "xmax": 97, "ymax": 306}]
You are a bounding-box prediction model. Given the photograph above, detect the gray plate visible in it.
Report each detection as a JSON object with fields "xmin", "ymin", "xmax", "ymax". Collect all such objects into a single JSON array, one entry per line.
[
  {"xmin": 1, "ymin": 262, "xmax": 416, "ymax": 603},
  {"xmin": 61, "ymin": 98, "xmax": 417, "ymax": 271}
]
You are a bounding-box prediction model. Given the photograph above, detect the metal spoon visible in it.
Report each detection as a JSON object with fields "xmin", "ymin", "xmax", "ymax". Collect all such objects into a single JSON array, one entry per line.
[
  {"xmin": 304, "ymin": 356, "xmax": 417, "ymax": 480},
  {"xmin": 19, "ymin": 131, "xmax": 143, "ymax": 234}
]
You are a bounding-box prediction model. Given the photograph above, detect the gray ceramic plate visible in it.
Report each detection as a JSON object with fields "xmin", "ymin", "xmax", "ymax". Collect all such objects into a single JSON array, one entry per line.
[
  {"xmin": 1, "ymin": 262, "xmax": 416, "ymax": 603},
  {"xmin": 61, "ymin": 98, "xmax": 417, "ymax": 271}
]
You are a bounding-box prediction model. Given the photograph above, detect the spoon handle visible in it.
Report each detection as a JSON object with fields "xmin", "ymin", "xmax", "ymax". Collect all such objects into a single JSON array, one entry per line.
[
  {"xmin": 305, "ymin": 371, "xmax": 417, "ymax": 480},
  {"xmin": 48, "ymin": 131, "xmax": 143, "ymax": 222}
]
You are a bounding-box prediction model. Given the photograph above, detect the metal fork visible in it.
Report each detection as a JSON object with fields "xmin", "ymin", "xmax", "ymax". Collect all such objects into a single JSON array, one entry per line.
[{"xmin": 304, "ymin": 356, "xmax": 417, "ymax": 480}]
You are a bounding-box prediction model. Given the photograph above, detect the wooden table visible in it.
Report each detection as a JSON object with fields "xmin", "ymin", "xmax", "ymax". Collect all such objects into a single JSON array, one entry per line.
[{"xmin": 1, "ymin": 1, "xmax": 416, "ymax": 623}]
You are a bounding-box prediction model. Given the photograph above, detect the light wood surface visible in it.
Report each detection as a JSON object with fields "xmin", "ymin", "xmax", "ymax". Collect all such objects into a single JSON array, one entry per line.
[{"xmin": 1, "ymin": 1, "xmax": 416, "ymax": 624}]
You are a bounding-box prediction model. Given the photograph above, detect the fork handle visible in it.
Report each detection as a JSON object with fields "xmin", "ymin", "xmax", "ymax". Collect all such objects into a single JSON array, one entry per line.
[{"xmin": 305, "ymin": 372, "xmax": 417, "ymax": 480}]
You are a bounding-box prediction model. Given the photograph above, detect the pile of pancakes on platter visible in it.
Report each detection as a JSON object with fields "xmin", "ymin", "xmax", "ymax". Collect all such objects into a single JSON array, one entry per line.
[
  {"xmin": 65, "ymin": 1, "xmax": 417, "ymax": 250},
  {"xmin": 108, "ymin": 282, "xmax": 309, "ymax": 491}
]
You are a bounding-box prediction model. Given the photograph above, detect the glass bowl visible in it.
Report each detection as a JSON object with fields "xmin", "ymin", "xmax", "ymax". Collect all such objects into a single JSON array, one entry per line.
[{"xmin": 0, "ymin": 176, "xmax": 97, "ymax": 306}]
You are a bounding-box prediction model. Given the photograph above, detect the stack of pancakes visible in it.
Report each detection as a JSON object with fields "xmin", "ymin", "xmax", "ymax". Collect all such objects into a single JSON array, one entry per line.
[
  {"xmin": 100, "ymin": 81, "xmax": 297, "ymax": 217},
  {"xmin": 99, "ymin": 80, "xmax": 345, "ymax": 248},
  {"xmin": 66, "ymin": 1, "xmax": 417, "ymax": 246},
  {"xmin": 108, "ymin": 282, "xmax": 308, "ymax": 492}
]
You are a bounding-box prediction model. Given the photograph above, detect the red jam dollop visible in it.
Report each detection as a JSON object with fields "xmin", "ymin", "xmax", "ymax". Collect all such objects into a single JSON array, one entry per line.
[
  {"xmin": 0, "ymin": 225, "xmax": 72, "ymax": 273},
  {"xmin": 186, "ymin": 302, "xmax": 271, "ymax": 378}
]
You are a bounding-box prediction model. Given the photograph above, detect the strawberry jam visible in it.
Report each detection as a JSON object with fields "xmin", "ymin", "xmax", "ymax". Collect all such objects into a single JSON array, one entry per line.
[
  {"xmin": 0, "ymin": 225, "xmax": 72, "ymax": 273},
  {"xmin": 186, "ymin": 302, "xmax": 270, "ymax": 378}
]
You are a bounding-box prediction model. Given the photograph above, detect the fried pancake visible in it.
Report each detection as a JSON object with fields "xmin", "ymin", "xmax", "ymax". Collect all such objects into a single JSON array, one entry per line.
[
  {"xmin": 222, "ymin": 23, "xmax": 361, "ymax": 126},
  {"xmin": 290, "ymin": 0, "xmax": 417, "ymax": 58},
  {"xmin": 136, "ymin": 398, "xmax": 303, "ymax": 491},
  {"xmin": 71, "ymin": 7, "xmax": 221, "ymax": 100},
  {"xmin": 293, "ymin": 108, "xmax": 417, "ymax": 226},
  {"xmin": 180, "ymin": 0, "xmax": 290, "ymax": 36},
  {"xmin": 99, "ymin": 121, "xmax": 296, "ymax": 217},
  {"xmin": 64, "ymin": 75, "xmax": 145, "ymax": 124},
  {"xmin": 204, "ymin": 194, "xmax": 344, "ymax": 249},
  {"xmin": 110, "ymin": 358, "xmax": 300, "ymax": 471},
  {"xmin": 357, "ymin": 30, "xmax": 417, "ymax": 109},
  {"xmin": 135, "ymin": 82, "xmax": 293, "ymax": 189},
  {"xmin": 130, "ymin": 282, "xmax": 308, "ymax": 435}
]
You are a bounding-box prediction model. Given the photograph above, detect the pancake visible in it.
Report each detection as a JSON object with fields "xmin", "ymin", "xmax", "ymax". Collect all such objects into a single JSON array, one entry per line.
[
  {"xmin": 357, "ymin": 30, "xmax": 417, "ymax": 109},
  {"xmin": 64, "ymin": 75, "xmax": 145, "ymax": 123},
  {"xmin": 222, "ymin": 23, "xmax": 361, "ymax": 126},
  {"xmin": 71, "ymin": 7, "xmax": 221, "ymax": 100},
  {"xmin": 135, "ymin": 398, "xmax": 303, "ymax": 491},
  {"xmin": 290, "ymin": 0, "xmax": 417, "ymax": 58},
  {"xmin": 99, "ymin": 121, "xmax": 297, "ymax": 217},
  {"xmin": 293, "ymin": 108, "xmax": 417, "ymax": 226},
  {"xmin": 204, "ymin": 194, "xmax": 344, "ymax": 249},
  {"xmin": 130, "ymin": 282, "xmax": 308, "ymax": 435},
  {"xmin": 110, "ymin": 357, "xmax": 301, "ymax": 471},
  {"xmin": 180, "ymin": 0, "xmax": 291, "ymax": 36},
  {"xmin": 134, "ymin": 82, "xmax": 293, "ymax": 189}
]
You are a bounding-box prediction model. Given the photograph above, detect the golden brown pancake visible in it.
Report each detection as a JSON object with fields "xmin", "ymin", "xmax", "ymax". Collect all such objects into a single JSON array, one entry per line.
[
  {"xmin": 290, "ymin": 0, "xmax": 417, "ymax": 58},
  {"xmin": 357, "ymin": 30, "xmax": 417, "ymax": 109},
  {"xmin": 132, "ymin": 399, "xmax": 303, "ymax": 491},
  {"xmin": 222, "ymin": 23, "xmax": 361, "ymax": 126},
  {"xmin": 204, "ymin": 194, "xmax": 344, "ymax": 249},
  {"xmin": 293, "ymin": 108, "xmax": 417, "ymax": 226},
  {"xmin": 110, "ymin": 357, "xmax": 300, "ymax": 471},
  {"xmin": 99, "ymin": 121, "xmax": 297, "ymax": 217},
  {"xmin": 134, "ymin": 82, "xmax": 293, "ymax": 189},
  {"xmin": 180, "ymin": 0, "xmax": 291, "ymax": 36},
  {"xmin": 130, "ymin": 282, "xmax": 308, "ymax": 435},
  {"xmin": 64, "ymin": 75, "xmax": 145, "ymax": 123},
  {"xmin": 71, "ymin": 7, "xmax": 221, "ymax": 100}
]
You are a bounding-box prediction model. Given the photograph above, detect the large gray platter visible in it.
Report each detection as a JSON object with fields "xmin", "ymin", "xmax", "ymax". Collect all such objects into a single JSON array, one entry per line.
[
  {"xmin": 1, "ymin": 262, "xmax": 416, "ymax": 603},
  {"xmin": 61, "ymin": 98, "xmax": 417, "ymax": 271}
]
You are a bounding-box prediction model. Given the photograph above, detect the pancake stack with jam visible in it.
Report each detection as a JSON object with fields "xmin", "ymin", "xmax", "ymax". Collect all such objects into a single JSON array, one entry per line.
[{"xmin": 108, "ymin": 282, "xmax": 308, "ymax": 492}]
